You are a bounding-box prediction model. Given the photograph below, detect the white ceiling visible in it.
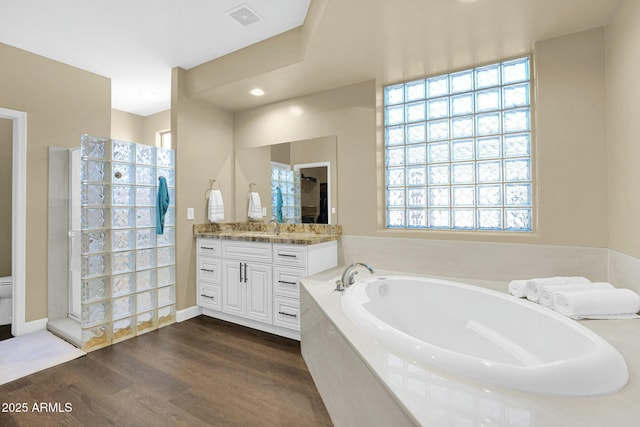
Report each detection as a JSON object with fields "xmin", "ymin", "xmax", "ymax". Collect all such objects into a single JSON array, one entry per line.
[
  {"xmin": 192, "ymin": 0, "xmax": 622, "ymax": 112},
  {"xmin": 0, "ymin": 0, "xmax": 311, "ymax": 116},
  {"xmin": 0, "ymin": 0, "xmax": 622, "ymax": 116}
]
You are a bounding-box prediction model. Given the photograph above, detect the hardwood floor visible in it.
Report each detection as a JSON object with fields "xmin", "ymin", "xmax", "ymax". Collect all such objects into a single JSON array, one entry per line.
[
  {"xmin": 0, "ymin": 325, "xmax": 12, "ymax": 341},
  {"xmin": 0, "ymin": 316, "xmax": 333, "ymax": 426}
]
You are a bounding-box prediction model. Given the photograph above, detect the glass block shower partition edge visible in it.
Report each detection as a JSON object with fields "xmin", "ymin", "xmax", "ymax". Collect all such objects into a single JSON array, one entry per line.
[{"xmin": 80, "ymin": 135, "xmax": 176, "ymax": 351}]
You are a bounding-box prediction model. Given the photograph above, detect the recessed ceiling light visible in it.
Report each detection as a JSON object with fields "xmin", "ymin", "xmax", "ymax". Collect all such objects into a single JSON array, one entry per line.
[{"xmin": 250, "ymin": 88, "xmax": 265, "ymax": 96}]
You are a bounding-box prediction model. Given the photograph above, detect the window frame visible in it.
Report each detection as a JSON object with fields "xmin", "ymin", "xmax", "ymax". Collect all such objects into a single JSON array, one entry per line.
[{"xmin": 157, "ymin": 129, "xmax": 172, "ymax": 150}]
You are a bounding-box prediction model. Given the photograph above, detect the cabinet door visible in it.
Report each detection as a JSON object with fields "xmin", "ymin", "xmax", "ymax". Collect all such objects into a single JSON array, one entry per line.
[
  {"xmin": 198, "ymin": 282, "xmax": 222, "ymax": 311},
  {"xmin": 273, "ymin": 296, "xmax": 300, "ymax": 331},
  {"xmin": 222, "ymin": 241, "xmax": 272, "ymax": 263},
  {"xmin": 273, "ymin": 266, "xmax": 305, "ymax": 299},
  {"xmin": 197, "ymin": 238, "xmax": 221, "ymax": 258},
  {"xmin": 222, "ymin": 260, "xmax": 244, "ymax": 317},
  {"xmin": 198, "ymin": 257, "xmax": 221, "ymax": 283},
  {"xmin": 273, "ymin": 244, "xmax": 307, "ymax": 267},
  {"xmin": 245, "ymin": 263, "xmax": 273, "ymax": 324}
]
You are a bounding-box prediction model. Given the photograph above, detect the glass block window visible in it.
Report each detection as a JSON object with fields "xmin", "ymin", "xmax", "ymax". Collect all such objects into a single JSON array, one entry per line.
[{"xmin": 384, "ymin": 57, "xmax": 533, "ymax": 232}]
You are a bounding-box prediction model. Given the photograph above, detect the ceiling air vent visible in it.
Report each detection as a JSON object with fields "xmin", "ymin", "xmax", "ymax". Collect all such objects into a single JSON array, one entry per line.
[{"xmin": 227, "ymin": 4, "xmax": 262, "ymax": 26}]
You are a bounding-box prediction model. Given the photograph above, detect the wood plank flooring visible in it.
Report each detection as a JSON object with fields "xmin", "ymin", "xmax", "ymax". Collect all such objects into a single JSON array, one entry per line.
[
  {"xmin": 0, "ymin": 316, "xmax": 333, "ymax": 426},
  {"xmin": 0, "ymin": 325, "xmax": 12, "ymax": 341}
]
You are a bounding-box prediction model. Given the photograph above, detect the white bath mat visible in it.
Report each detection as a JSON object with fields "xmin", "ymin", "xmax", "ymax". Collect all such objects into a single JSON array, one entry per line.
[{"xmin": 0, "ymin": 330, "xmax": 85, "ymax": 385}]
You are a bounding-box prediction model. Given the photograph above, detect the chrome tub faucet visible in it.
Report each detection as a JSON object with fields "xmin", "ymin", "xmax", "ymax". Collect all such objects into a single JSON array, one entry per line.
[{"xmin": 335, "ymin": 262, "xmax": 375, "ymax": 292}]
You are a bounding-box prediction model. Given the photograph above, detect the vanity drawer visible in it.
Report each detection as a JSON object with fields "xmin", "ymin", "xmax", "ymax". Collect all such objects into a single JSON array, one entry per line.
[
  {"xmin": 273, "ymin": 244, "xmax": 307, "ymax": 267},
  {"xmin": 273, "ymin": 266, "xmax": 305, "ymax": 299},
  {"xmin": 273, "ymin": 296, "xmax": 300, "ymax": 331},
  {"xmin": 198, "ymin": 239, "xmax": 221, "ymax": 258},
  {"xmin": 222, "ymin": 241, "xmax": 272, "ymax": 263},
  {"xmin": 198, "ymin": 283, "xmax": 222, "ymax": 311},
  {"xmin": 198, "ymin": 258, "xmax": 222, "ymax": 283}
]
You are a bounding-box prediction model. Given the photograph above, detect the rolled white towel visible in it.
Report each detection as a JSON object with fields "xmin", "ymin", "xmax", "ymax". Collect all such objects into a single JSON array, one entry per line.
[
  {"xmin": 508, "ymin": 280, "xmax": 528, "ymax": 298},
  {"xmin": 555, "ymin": 288, "xmax": 640, "ymax": 319},
  {"xmin": 525, "ymin": 276, "xmax": 590, "ymax": 302},
  {"xmin": 539, "ymin": 282, "xmax": 614, "ymax": 310}
]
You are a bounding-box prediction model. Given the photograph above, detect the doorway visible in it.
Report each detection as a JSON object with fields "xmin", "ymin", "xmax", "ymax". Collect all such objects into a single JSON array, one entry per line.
[
  {"xmin": 0, "ymin": 108, "xmax": 27, "ymax": 337},
  {"xmin": 0, "ymin": 118, "xmax": 12, "ymax": 340},
  {"xmin": 294, "ymin": 162, "xmax": 331, "ymax": 225}
]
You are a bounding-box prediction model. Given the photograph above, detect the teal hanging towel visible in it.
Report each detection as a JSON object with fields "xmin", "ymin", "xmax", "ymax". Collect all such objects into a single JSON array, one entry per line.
[
  {"xmin": 276, "ymin": 186, "xmax": 283, "ymax": 223},
  {"xmin": 156, "ymin": 176, "xmax": 169, "ymax": 234}
]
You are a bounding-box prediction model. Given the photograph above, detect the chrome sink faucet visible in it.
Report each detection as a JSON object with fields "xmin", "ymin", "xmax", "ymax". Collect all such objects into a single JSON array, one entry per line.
[
  {"xmin": 335, "ymin": 262, "xmax": 375, "ymax": 292},
  {"xmin": 268, "ymin": 217, "xmax": 280, "ymax": 235}
]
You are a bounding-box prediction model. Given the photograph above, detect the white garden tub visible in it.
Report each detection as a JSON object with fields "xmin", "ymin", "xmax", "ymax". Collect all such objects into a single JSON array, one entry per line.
[{"xmin": 341, "ymin": 275, "xmax": 629, "ymax": 396}]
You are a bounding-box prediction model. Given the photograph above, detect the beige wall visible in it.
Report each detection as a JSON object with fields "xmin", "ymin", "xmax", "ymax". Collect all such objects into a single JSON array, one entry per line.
[
  {"xmin": 235, "ymin": 146, "xmax": 271, "ymax": 222},
  {"xmin": 111, "ymin": 109, "xmax": 144, "ymax": 143},
  {"xmin": 232, "ymin": 31, "xmax": 609, "ymax": 247},
  {"xmin": 0, "ymin": 118, "xmax": 11, "ymax": 277},
  {"xmin": 235, "ymin": 136, "xmax": 338, "ymax": 222},
  {"xmin": 234, "ymin": 81, "xmax": 378, "ymax": 235},
  {"xmin": 143, "ymin": 110, "xmax": 170, "ymax": 146},
  {"xmin": 111, "ymin": 108, "xmax": 170, "ymax": 146},
  {"xmin": 172, "ymin": 67, "xmax": 234, "ymax": 310},
  {"xmin": 533, "ymin": 29, "xmax": 608, "ymax": 247},
  {"xmin": 0, "ymin": 42, "xmax": 111, "ymax": 321},
  {"xmin": 605, "ymin": 0, "xmax": 640, "ymax": 259}
]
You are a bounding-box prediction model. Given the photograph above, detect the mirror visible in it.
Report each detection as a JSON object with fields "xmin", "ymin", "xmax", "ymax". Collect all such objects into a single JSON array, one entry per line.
[{"xmin": 235, "ymin": 135, "xmax": 337, "ymax": 224}]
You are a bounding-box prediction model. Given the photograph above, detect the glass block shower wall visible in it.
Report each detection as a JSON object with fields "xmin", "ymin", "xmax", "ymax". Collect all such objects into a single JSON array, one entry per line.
[
  {"xmin": 80, "ymin": 135, "xmax": 176, "ymax": 351},
  {"xmin": 271, "ymin": 165, "xmax": 301, "ymax": 223}
]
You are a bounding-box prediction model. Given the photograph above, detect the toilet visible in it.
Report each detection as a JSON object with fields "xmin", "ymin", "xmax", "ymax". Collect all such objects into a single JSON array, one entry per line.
[{"xmin": 0, "ymin": 276, "xmax": 12, "ymax": 325}]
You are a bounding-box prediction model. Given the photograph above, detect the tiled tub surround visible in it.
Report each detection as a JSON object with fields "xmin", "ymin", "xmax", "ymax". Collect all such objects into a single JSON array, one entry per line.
[
  {"xmin": 194, "ymin": 223, "xmax": 339, "ymax": 340},
  {"xmin": 302, "ymin": 268, "xmax": 640, "ymax": 427},
  {"xmin": 340, "ymin": 235, "xmax": 610, "ymax": 285},
  {"xmin": 193, "ymin": 222, "xmax": 342, "ymax": 244},
  {"xmin": 339, "ymin": 236, "xmax": 640, "ymax": 296}
]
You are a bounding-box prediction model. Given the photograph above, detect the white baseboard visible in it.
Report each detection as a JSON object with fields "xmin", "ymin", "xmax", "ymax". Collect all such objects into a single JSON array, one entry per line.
[
  {"xmin": 176, "ymin": 305, "xmax": 201, "ymax": 322},
  {"xmin": 201, "ymin": 307, "xmax": 300, "ymax": 340},
  {"xmin": 14, "ymin": 317, "xmax": 48, "ymax": 336}
]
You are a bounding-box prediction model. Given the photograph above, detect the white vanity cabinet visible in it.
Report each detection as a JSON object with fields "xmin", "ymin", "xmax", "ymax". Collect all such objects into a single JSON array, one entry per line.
[
  {"xmin": 196, "ymin": 237, "xmax": 337, "ymax": 340},
  {"xmin": 221, "ymin": 259, "xmax": 272, "ymax": 324},
  {"xmin": 220, "ymin": 240, "xmax": 273, "ymax": 325},
  {"xmin": 196, "ymin": 239, "xmax": 222, "ymax": 311}
]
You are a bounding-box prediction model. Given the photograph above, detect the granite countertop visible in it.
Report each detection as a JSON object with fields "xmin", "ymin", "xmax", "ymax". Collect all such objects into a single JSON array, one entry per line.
[{"xmin": 193, "ymin": 222, "xmax": 341, "ymax": 245}]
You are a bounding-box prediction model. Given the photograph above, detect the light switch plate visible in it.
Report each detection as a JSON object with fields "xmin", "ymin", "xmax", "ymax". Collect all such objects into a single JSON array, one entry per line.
[
  {"xmin": 262, "ymin": 207, "xmax": 267, "ymax": 216},
  {"xmin": 187, "ymin": 207, "xmax": 194, "ymax": 220}
]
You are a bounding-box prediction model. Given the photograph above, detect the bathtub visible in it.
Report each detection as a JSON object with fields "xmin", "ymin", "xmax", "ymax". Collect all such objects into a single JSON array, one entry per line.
[{"xmin": 341, "ymin": 275, "xmax": 628, "ymax": 396}]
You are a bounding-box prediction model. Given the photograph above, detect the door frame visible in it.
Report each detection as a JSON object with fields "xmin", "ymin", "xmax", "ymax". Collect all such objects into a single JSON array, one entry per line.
[
  {"xmin": 0, "ymin": 107, "xmax": 27, "ymax": 336},
  {"xmin": 294, "ymin": 161, "xmax": 331, "ymax": 224}
]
